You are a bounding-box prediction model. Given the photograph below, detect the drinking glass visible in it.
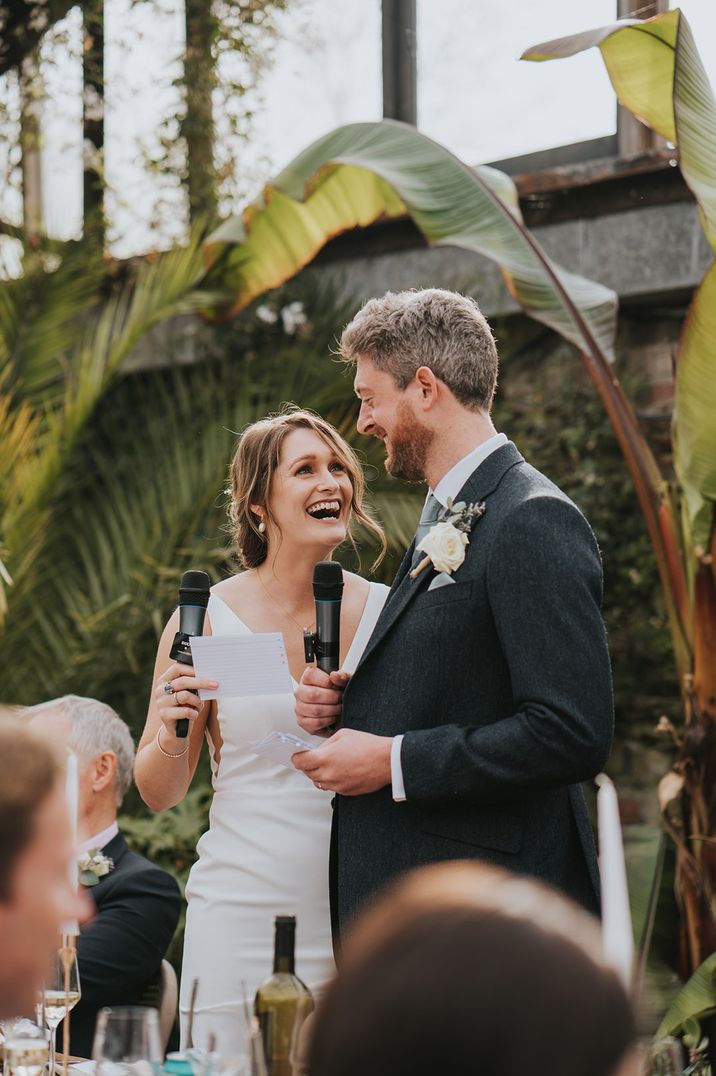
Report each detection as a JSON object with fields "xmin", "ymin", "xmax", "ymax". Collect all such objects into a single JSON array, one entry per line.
[
  {"xmin": 638, "ymin": 1035, "xmax": 684, "ymax": 1075},
  {"xmin": 92, "ymin": 1007, "xmax": 162, "ymax": 1076},
  {"xmin": 41, "ymin": 947, "xmax": 81, "ymax": 1075},
  {"xmin": 2, "ymin": 1019, "xmax": 49, "ymax": 1076}
]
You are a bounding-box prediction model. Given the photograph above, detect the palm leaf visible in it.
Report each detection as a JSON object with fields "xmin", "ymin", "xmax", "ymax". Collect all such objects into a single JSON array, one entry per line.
[{"xmin": 2, "ymin": 226, "xmax": 227, "ymax": 601}]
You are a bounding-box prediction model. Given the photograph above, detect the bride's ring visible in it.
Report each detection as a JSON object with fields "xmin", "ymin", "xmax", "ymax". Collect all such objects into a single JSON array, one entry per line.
[{"xmin": 163, "ymin": 682, "xmax": 175, "ymax": 694}]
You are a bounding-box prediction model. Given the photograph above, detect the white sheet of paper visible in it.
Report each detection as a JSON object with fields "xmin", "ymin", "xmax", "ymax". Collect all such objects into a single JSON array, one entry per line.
[
  {"xmin": 250, "ymin": 731, "xmax": 316, "ymax": 769},
  {"xmin": 189, "ymin": 633, "xmax": 294, "ymax": 699}
]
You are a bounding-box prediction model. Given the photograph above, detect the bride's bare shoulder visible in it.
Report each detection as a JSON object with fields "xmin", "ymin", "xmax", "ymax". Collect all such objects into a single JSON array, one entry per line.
[
  {"xmin": 212, "ymin": 571, "xmax": 254, "ymax": 602},
  {"xmin": 341, "ymin": 570, "xmax": 376, "ymax": 604}
]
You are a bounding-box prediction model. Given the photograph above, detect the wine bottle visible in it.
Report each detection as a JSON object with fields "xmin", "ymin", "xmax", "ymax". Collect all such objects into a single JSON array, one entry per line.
[{"xmin": 254, "ymin": 916, "xmax": 314, "ymax": 1076}]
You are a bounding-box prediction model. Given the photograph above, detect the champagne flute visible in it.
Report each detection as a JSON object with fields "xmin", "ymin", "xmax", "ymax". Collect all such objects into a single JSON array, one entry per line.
[
  {"xmin": 2, "ymin": 1018, "xmax": 49, "ymax": 1076},
  {"xmin": 92, "ymin": 1007, "xmax": 162, "ymax": 1076},
  {"xmin": 41, "ymin": 947, "xmax": 81, "ymax": 1075}
]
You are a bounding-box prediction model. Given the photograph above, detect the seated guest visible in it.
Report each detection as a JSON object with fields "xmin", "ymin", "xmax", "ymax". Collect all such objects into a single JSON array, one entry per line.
[
  {"xmin": 0, "ymin": 719, "xmax": 84, "ymax": 1018},
  {"xmin": 29, "ymin": 696, "xmax": 182, "ymax": 1056},
  {"xmin": 307, "ymin": 862, "xmax": 636, "ymax": 1076}
]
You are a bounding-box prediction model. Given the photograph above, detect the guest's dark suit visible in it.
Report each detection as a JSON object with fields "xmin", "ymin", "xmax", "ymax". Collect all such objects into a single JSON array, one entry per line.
[
  {"xmin": 68, "ymin": 831, "xmax": 181, "ymax": 1057},
  {"xmin": 336, "ymin": 441, "xmax": 613, "ymax": 929}
]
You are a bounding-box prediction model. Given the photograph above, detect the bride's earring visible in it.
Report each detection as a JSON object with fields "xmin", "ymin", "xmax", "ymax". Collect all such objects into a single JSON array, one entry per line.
[{"xmin": 258, "ymin": 518, "xmax": 266, "ymax": 534}]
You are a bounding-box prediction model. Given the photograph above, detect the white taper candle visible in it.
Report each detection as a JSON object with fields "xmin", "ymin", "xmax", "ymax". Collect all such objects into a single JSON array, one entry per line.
[
  {"xmin": 61, "ymin": 751, "xmax": 80, "ymax": 936},
  {"xmin": 596, "ymin": 773, "xmax": 633, "ymax": 987}
]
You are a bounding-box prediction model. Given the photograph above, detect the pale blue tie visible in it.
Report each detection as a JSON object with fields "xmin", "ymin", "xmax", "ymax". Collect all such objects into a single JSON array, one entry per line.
[{"xmin": 413, "ymin": 493, "xmax": 442, "ymax": 554}]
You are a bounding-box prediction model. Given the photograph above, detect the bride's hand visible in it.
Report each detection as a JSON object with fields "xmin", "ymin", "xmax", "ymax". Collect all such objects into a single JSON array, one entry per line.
[
  {"xmin": 295, "ymin": 666, "xmax": 350, "ymax": 737},
  {"xmin": 154, "ymin": 663, "xmax": 218, "ymax": 742}
]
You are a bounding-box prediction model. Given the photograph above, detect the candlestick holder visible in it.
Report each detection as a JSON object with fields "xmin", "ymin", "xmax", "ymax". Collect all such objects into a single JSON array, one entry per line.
[{"xmin": 60, "ymin": 934, "xmax": 78, "ymax": 1076}]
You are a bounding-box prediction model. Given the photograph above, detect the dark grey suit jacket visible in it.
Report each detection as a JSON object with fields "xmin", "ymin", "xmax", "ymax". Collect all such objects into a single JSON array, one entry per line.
[
  {"xmin": 335, "ymin": 441, "xmax": 613, "ymax": 930},
  {"xmin": 67, "ymin": 831, "xmax": 181, "ymax": 1057}
]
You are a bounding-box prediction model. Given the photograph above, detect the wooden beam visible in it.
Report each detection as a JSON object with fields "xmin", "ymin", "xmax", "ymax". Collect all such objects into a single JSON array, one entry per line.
[
  {"xmin": 82, "ymin": 0, "xmax": 105, "ymax": 246},
  {"xmin": 20, "ymin": 53, "xmax": 44, "ymax": 237},
  {"xmin": 382, "ymin": 0, "xmax": 417, "ymax": 125},
  {"xmin": 616, "ymin": 0, "xmax": 669, "ymax": 158}
]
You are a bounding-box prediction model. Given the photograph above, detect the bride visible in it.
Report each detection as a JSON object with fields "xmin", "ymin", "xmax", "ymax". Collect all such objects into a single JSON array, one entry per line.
[{"xmin": 134, "ymin": 408, "xmax": 389, "ymax": 1054}]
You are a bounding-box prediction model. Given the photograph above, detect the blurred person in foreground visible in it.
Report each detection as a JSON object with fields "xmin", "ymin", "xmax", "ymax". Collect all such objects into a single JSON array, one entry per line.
[
  {"xmin": 28, "ymin": 696, "xmax": 181, "ymax": 1056},
  {"xmin": 307, "ymin": 861, "xmax": 636, "ymax": 1076},
  {"xmin": 0, "ymin": 718, "xmax": 84, "ymax": 1018}
]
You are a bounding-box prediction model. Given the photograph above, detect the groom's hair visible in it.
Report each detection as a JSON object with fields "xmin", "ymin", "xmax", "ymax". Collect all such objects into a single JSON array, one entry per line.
[
  {"xmin": 339, "ymin": 289, "xmax": 499, "ymax": 412},
  {"xmin": 0, "ymin": 719, "xmax": 61, "ymax": 901}
]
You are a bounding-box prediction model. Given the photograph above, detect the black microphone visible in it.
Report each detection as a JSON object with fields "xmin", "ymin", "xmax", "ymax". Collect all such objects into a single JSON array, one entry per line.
[
  {"xmin": 304, "ymin": 561, "xmax": 344, "ymax": 673},
  {"xmin": 169, "ymin": 570, "xmax": 211, "ymax": 738}
]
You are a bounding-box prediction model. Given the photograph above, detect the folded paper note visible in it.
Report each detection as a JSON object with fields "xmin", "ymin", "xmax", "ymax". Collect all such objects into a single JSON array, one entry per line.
[
  {"xmin": 189, "ymin": 633, "xmax": 294, "ymax": 699},
  {"xmin": 249, "ymin": 731, "xmax": 316, "ymax": 769}
]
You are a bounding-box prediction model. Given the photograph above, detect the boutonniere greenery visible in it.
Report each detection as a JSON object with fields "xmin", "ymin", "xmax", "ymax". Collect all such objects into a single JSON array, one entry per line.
[
  {"xmin": 410, "ymin": 498, "xmax": 487, "ymax": 581},
  {"xmin": 78, "ymin": 849, "xmax": 114, "ymax": 887}
]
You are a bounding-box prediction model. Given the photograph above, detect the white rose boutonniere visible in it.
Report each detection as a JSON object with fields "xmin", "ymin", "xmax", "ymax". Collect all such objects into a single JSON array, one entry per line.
[
  {"xmin": 78, "ymin": 848, "xmax": 114, "ymax": 887},
  {"xmin": 410, "ymin": 498, "xmax": 487, "ymax": 581},
  {"xmin": 416, "ymin": 521, "xmax": 468, "ymax": 573}
]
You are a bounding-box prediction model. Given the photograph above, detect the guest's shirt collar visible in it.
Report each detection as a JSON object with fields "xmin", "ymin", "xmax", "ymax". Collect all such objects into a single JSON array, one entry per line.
[
  {"xmin": 79, "ymin": 821, "xmax": 119, "ymax": 854},
  {"xmin": 431, "ymin": 432, "xmax": 508, "ymax": 507}
]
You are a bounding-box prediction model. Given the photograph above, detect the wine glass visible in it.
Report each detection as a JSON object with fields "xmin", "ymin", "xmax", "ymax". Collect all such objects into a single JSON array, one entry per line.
[
  {"xmin": 92, "ymin": 1007, "xmax": 162, "ymax": 1076},
  {"xmin": 41, "ymin": 946, "xmax": 81, "ymax": 1075}
]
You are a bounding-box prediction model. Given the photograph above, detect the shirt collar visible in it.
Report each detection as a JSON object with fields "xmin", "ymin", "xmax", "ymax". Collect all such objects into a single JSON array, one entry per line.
[
  {"xmin": 431, "ymin": 433, "xmax": 508, "ymax": 507},
  {"xmin": 79, "ymin": 821, "xmax": 119, "ymax": 855}
]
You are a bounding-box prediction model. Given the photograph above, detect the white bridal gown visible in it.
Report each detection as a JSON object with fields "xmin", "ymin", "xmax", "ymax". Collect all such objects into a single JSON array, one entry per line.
[{"xmin": 179, "ymin": 582, "xmax": 389, "ymax": 1055}]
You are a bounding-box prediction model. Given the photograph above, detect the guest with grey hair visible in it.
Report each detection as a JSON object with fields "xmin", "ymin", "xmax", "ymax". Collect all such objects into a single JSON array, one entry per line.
[{"xmin": 28, "ymin": 696, "xmax": 181, "ymax": 1057}]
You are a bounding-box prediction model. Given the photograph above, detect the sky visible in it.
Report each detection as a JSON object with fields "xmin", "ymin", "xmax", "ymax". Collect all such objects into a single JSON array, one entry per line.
[{"xmin": 1, "ymin": 0, "xmax": 716, "ymax": 261}]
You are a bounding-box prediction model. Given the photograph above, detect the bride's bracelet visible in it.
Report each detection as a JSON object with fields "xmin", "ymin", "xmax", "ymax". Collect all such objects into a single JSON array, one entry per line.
[{"xmin": 155, "ymin": 726, "xmax": 190, "ymax": 758}]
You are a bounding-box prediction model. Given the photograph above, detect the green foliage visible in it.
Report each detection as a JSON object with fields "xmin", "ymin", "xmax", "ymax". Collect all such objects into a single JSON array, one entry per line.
[
  {"xmin": 657, "ymin": 952, "xmax": 716, "ymax": 1042},
  {"xmin": 492, "ymin": 325, "xmax": 678, "ymax": 731}
]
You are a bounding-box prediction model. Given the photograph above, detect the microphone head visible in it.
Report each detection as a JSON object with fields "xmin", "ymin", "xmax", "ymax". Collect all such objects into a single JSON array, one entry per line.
[
  {"xmin": 178, "ymin": 570, "xmax": 211, "ymax": 607},
  {"xmin": 312, "ymin": 561, "xmax": 344, "ymax": 601}
]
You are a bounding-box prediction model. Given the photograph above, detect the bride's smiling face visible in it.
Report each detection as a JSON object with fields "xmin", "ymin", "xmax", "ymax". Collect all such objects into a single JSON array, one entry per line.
[{"xmin": 258, "ymin": 428, "xmax": 354, "ymax": 551}]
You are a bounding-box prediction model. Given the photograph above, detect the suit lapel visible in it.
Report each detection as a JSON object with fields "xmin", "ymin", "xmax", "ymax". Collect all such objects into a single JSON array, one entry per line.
[
  {"xmin": 388, "ymin": 539, "xmax": 417, "ymax": 598},
  {"xmin": 84, "ymin": 831, "xmax": 127, "ymax": 910},
  {"xmin": 355, "ymin": 442, "xmax": 524, "ymax": 672},
  {"xmin": 102, "ymin": 830, "xmax": 128, "ymax": 866}
]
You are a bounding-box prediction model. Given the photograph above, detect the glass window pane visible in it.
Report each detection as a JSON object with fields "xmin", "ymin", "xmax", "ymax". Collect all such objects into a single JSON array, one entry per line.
[
  {"xmin": 41, "ymin": 7, "xmax": 83, "ymax": 242},
  {"xmin": 418, "ymin": 0, "xmax": 617, "ymax": 164},
  {"xmin": 239, "ymin": 0, "xmax": 382, "ymax": 190}
]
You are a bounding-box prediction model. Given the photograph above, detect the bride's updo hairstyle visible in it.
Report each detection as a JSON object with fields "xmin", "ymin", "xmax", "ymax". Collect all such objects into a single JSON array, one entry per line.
[{"xmin": 229, "ymin": 408, "xmax": 386, "ymax": 570}]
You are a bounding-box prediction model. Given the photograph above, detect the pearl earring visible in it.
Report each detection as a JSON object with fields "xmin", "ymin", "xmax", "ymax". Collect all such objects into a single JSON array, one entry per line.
[{"xmin": 258, "ymin": 519, "xmax": 266, "ymax": 534}]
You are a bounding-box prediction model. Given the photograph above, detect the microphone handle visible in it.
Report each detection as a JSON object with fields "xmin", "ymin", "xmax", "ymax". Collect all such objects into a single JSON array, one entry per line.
[
  {"xmin": 315, "ymin": 599, "xmax": 341, "ymax": 672},
  {"xmin": 172, "ymin": 636, "xmax": 196, "ymax": 739}
]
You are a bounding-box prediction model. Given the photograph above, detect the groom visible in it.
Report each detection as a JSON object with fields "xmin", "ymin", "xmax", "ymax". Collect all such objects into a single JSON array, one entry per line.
[{"xmin": 294, "ymin": 288, "xmax": 613, "ymax": 930}]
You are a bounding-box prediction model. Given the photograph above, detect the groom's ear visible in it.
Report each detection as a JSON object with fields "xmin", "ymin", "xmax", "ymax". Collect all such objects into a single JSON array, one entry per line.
[{"xmin": 414, "ymin": 366, "xmax": 440, "ymax": 411}]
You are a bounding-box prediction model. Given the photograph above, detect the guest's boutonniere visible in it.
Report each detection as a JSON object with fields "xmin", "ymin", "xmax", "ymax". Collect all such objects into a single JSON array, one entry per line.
[
  {"xmin": 410, "ymin": 498, "xmax": 487, "ymax": 581},
  {"xmin": 78, "ymin": 849, "xmax": 114, "ymax": 887}
]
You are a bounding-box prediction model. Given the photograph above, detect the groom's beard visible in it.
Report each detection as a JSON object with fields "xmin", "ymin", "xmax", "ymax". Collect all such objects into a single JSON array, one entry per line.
[{"xmin": 384, "ymin": 401, "xmax": 434, "ymax": 483}]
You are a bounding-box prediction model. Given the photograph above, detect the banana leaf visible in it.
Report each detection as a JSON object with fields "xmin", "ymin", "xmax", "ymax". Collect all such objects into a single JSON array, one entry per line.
[
  {"xmin": 205, "ymin": 120, "xmax": 618, "ymax": 361},
  {"xmin": 204, "ymin": 117, "xmax": 689, "ymax": 673},
  {"xmin": 657, "ymin": 951, "xmax": 716, "ymax": 1037},
  {"xmin": 523, "ymin": 7, "xmax": 716, "ymax": 556}
]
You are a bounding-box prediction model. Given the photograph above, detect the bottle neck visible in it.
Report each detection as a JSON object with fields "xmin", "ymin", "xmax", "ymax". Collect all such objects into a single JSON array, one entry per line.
[{"xmin": 273, "ymin": 917, "xmax": 296, "ymax": 975}]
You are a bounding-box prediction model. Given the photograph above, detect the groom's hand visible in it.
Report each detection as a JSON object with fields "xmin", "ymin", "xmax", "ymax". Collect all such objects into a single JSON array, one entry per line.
[
  {"xmin": 291, "ymin": 729, "xmax": 392, "ymax": 796},
  {"xmin": 295, "ymin": 666, "xmax": 350, "ymax": 736}
]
